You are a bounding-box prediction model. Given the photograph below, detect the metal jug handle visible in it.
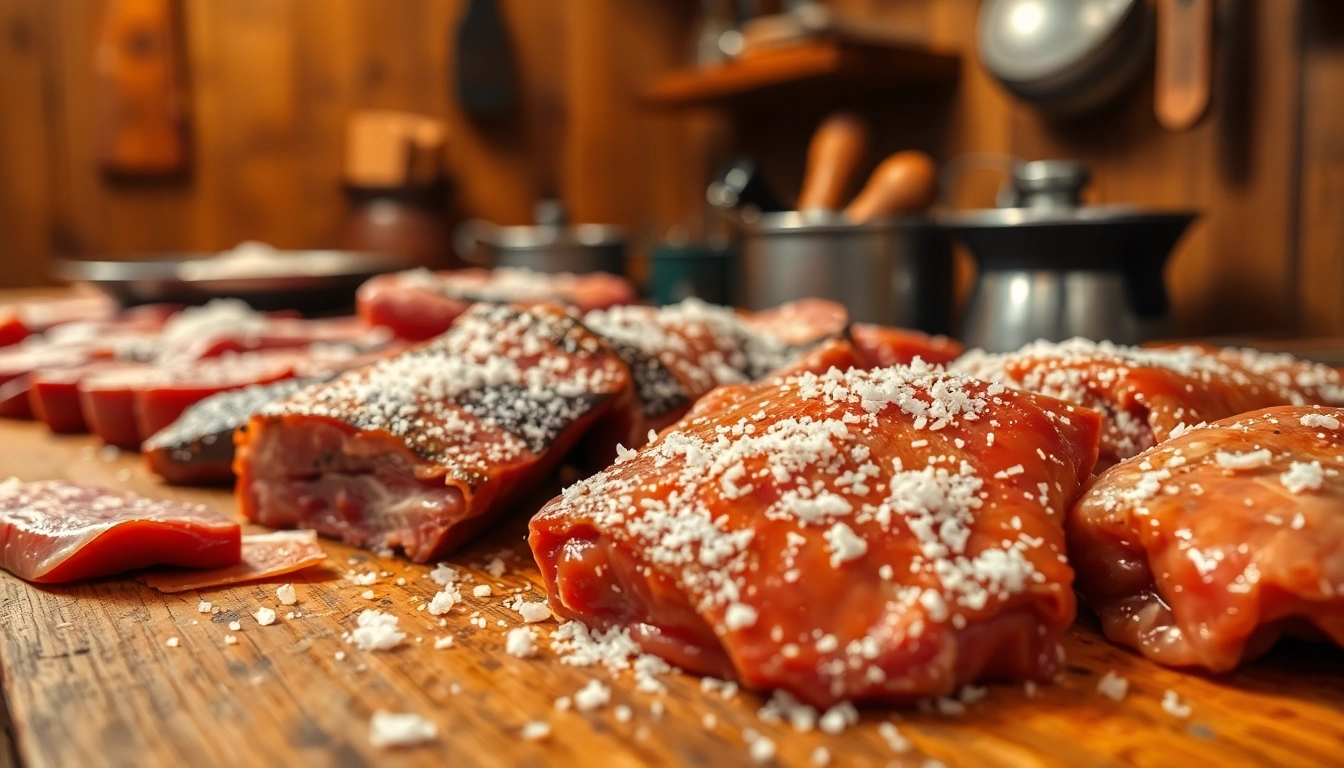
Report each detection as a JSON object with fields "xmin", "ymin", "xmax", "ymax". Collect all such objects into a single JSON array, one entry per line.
[{"xmin": 452, "ymin": 219, "xmax": 494, "ymax": 266}]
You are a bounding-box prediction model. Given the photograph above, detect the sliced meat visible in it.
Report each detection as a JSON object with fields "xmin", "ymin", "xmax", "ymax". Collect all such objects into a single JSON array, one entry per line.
[
  {"xmin": 235, "ymin": 303, "xmax": 633, "ymax": 562},
  {"xmin": 739, "ymin": 298, "xmax": 848, "ymax": 345},
  {"xmin": 358, "ymin": 267, "xmax": 639, "ymax": 341},
  {"xmin": 0, "ymin": 345, "xmax": 94, "ymax": 420},
  {"xmin": 144, "ymin": 378, "xmax": 329, "ymax": 485},
  {"xmin": 0, "ymin": 479, "xmax": 240, "ymax": 583},
  {"xmin": 850, "ymin": 323, "xmax": 963, "ymax": 368},
  {"xmin": 530, "ymin": 362, "xmax": 1102, "ymax": 707},
  {"xmin": 139, "ymin": 530, "xmax": 327, "ymax": 592},
  {"xmin": 1070, "ymin": 405, "xmax": 1344, "ymax": 671},
  {"xmin": 952, "ymin": 338, "xmax": 1323, "ymax": 467},
  {"xmin": 30, "ymin": 361, "xmax": 148, "ymax": 434}
]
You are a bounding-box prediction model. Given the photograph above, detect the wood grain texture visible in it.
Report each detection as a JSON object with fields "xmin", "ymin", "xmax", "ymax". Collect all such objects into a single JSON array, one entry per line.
[
  {"xmin": 1296, "ymin": 1, "xmax": 1344, "ymax": 336},
  {"xmin": 0, "ymin": 419, "xmax": 1340, "ymax": 767}
]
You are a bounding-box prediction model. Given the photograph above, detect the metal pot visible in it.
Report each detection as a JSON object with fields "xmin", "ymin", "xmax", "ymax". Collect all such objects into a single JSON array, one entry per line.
[
  {"xmin": 453, "ymin": 203, "xmax": 627, "ymax": 276},
  {"xmin": 735, "ymin": 211, "xmax": 953, "ymax": 333}
]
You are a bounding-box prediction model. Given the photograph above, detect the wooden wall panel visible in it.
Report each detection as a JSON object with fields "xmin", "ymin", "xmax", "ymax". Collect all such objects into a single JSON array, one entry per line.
[
  {"xmin": 1297, "ymin": 0, "xmax": 1344, "ymax": 335},
  {"xmin": 0, "ymin": 0, "xmax": 53, "ymax": 286}
]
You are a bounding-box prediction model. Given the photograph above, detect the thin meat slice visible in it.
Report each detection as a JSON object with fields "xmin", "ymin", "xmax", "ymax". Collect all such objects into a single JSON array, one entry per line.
[
  {"xmin": 0, "ymin": 479, "xmax": 240, "ymax": 583},
  {"xmin": 952, "ymin": 338, "xmax": 1323, "ymax": 467},
  {"xmin": 1070, "ymin": 405, "xmax": 1344, "ymax": 671},
  {"xmin": 358, "ymin": 267, "xmax": 638, "ymax": 341},
  {"xmin": 139, "ymin": 530, "xmax": 327, "ymax": 592},
  {"xmin": 0, "ymin": 345, "xmax": 94, "ymax": 420},
  {"xmin": 530, "ymin": 362, "xmax": 1103, "ymax": 707},
  {"xmin": 739, "ymin": 298, "xmax": 848, "ymax": 345},
  {"xmin": 0, "ymin": 295, "xmax": 118, "ymax": 348},
  {"xmin": 143, "ymin": 378, "xmax": 331, "ymax": 485},
  {"xmin": 235, "ymin": 303, "xmax": 633, "ymax": 562},
  {"xmin": 850, "ymin": 323, "xmax": 963, "ymax": 368}
]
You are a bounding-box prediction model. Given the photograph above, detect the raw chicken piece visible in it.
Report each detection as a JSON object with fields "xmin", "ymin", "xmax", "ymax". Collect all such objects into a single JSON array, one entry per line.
[
  {"xmin": 952, "ymin": 338, "xmax": 1330, "ymax": 467},
  {"xmin": 357, "ymin": 267, "xmax": 638, "ymax": 341},
  {"xmin": 0, "ymin": 479, "xmax": 240, "ymax": 583},
  {"xmin": 1070, "ymin": 404, "xmax": 1344, "ymax": 671},
  {"xmin": 530, "ymin": 362, "xmax": 1102, "ymax": 706},
  {"xmin": 236, "ymin": 303, "xmax": 633, "ymax": 562},
  {"xmin": 139, "ymin": 530, "xmax": 326, "ymax": 592}
]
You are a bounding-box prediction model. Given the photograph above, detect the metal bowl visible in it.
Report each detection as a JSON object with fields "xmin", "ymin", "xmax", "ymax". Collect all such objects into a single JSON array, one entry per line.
[{"xmin": 53, "ymin": 250, "xmax": 411, "ymax": 314}]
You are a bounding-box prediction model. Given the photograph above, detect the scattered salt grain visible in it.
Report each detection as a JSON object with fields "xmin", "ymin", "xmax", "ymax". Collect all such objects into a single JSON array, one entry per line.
[
  {"xmin": 434, "ymin": 636, "xmax": 454, "ymax": 649},
  {"xmin": 614, "ymin": 705, "xmax": 633, "ymax": 723},
  {"xmin": 224, "ymin": 635, "xmax": 237, "ymax": 646},
  {"xmin": 369, "ymin": 710, "xmax": 437, "ymax": 748},
  {"xmin": 724, "ymin": 603, "xmax": 758, "ymax": 630},
  {"xmin": 746, "ymin": 733, "xmax": 775, "ymax": 764},
  {"xmin": 554, "ymin": 696, "xmax": 572, "ymax": 712},
  {"xmin": 1214, "ymin": 449, "xmax": 1272, "ymax": 471},
  {"xmin": 811, "ymin": 746, "xmax": 832, "ymax": 766},
  {"xmin": 276, "ymin": 583, "xmax": 297, "ymax": 605},
  {"xmin": 254, "ymin": 607, "xmax": 277, "ymax": 626},
  {"xmin": 485, "ymin": 557, "xmax": 507, "ymax": 577},
  {"xmin": 1097, "ymin": 670, "xmax": 1129, "ymax": 701},
  {"xmin": 520, "ymin": 721, "xmax": 551, "ymax": 741},
  {"xmin": 473, "ymin": 584, "xmax": 492, "ymax": 598},
  {"xmin": 228, "ymin": 621, "xmax": 242, "ymax": 632},
  {"xmin": 165, "ymin": 637, "xmax": 180, "ymax": 648},
  {"xmin": 348, "ymin": 571, "xmax": 378, "ymax": 586},
  {"xmin": 506, "ymin": 627, "xmax": 538, "ymax": 658},
  {"xmin": 515, "ymin": 602, "xmax": 552, "ymax": 623},
  {"xmin": 1162, "ymin": 690, "xmax": 1192, "ymax": 718},
  {"xmin": 429, "ymin": 564, "xmax": 459, "ymax": 586},
  {"xmin": 346, "ymin": 609, "xmax": 405, "ymax": 651},
  {"xmin": 1281, "ymin": 461, "xmax": 1324, "ymax": 494},
  {"xmin": 428, "ymin": 587, "xmax": 461, "ymax": 615},
  {"xmin": 361, "ymin": 590, "xmax": 376, "ymax": 600},
  {"xmin": 818, "ymin": 702, "xmax": 858, "ymax": 734},
  {"xmin": 878, "ymin": 721, "xmax": 911, "ymax": 753},
  {"xmin": 574, "ymin": 679, "xmax": 611, "ymax": 711},
  {"xmin": 823, "ymin": 521, "xmax": 867, "ymax": 567},
  {"xmin": 196, "ymin": 600, "xmax": 212, "ymax": 613},
  {"xmin": 335, "ymin": 651, "xmax": 346, "ymax": 661},
  {"xmin": 1300, "ymin": 413, "xmax": 1340, "ymax": 430}
]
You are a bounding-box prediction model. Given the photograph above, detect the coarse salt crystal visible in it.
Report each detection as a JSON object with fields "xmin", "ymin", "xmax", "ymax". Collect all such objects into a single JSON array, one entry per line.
[
  {"xmin": 361, "ymin": 589, "xmax": 376, "ymax": 600},
  {"xmin": 516, "ymin": 602, "xmax": 552, "ymax": 623},
  {"xmin": 1162, "ymin": 690, "xmax": 1192, "ymax": 718},
  {"xmin": 196, "ymin": 600, "xmax": 212, "ymax": 613},
  {"xmin": 574, "ymin": 679, "xmax": 611, "ymax": 711},
  {"xmin": 506, "ymin": 627, "xmax": 538, "ymax": 658},
  {"xmin": 228, "ymin": 621, "xmax": 242, "ymax": 632},
  {"xmin": 1280, "ymin": 461, "xmax": 1324, "ymax": 494},
  {"xmin": 724, "ymin": 603, "xmax": 758, "ymax": 631},
  {"xmin": 1300, "ymin": 413, "xmax": 1340, "ymax": 430},
  {"xmin": 485, "ymin": 558, "xmax": 507, "ymax": 577},
  {"xmin": 1097, "ymin": 670, "xmax": 1129, "ymax": 701},
  {"xmin": 1214, "ymin": 449, "xmax": 1273, "ymax": 471},
  {"xmin": 554, "ymin": 696, "xmax": 572, "ymax": 711},
  {"xmin": 434, "ymin": 636, "xmax": 454, "ymax": 649},
  {"xmin": 747, "ymin": 734, "xmax": 775, "ymax": 764},
  {"xmin": 369, "ymin": 711, "xmax": 437, "ymax": 748},
  {"xmin": 276, "ymin": 584, "xmax": 297, "ymax": 605},
  {"xmin": 224, "ymin": 635, "xmax": 238, "ymax": 646},
  {"xmin": 348, "ymin": 571, "xmax": 378, "ymax": 586},
  {"xmin": 347, "ymin": 609, "xmax": 405, "ymax": 651},
  {"xmin": 165, "ymin": 637, "xmax": 180, "ymax": 648},
  {"xmin": 473, "ymin": 584, "xmax": 492, "ymax": 598},
  {"xmin": 428, "ymin": 587, "xmax": 461, "ymax": 615},
  {"xmin": 823, "ymin": 521, "xmax": 867, "ymax": 567},
  {"xmin": 254, "ymin": 607, "xmax": 277, "ymax": 626},
  {"xmin": 520, "ymin": 721, "xmax": 551, "ymax": 741}
]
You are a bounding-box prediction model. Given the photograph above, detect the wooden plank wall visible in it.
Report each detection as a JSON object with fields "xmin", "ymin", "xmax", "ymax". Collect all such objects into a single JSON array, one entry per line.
[{"xmin": 0, "ymin": 0, "xmax": 1340, "ymax": 337}]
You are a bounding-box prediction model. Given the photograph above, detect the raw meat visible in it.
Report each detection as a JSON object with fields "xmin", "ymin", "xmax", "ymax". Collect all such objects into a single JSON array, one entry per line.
[
  {"xmin": 530, "ymin": 362, "xmax": 1102, "ymax": 706},
  {"xmin": 0, "ymin": 479, "xmax": 240, "ymax": 583},
  {"xmin": 1070, "ymin": 404, "xmax": 1344, "ymax": 671},
  {"xmin": 139, "ymin": 530, "xmax": 327, "ymax": 592},
  {"xmin": 143, "ymin": 378, "xmax": 330, "ymax": 485},
  {"xmin": 849, "ymin": 323, "xmax": 963, "ymax": 368},
  {"xmin": 235, "ymin": 303, "xmax": 634, "ymax": 562},
  {"xmin": 357, "ymin": 267, "xmax": 638, "ymax": 341},
  {"xmin": 952, "ymin": 338, "xmax": 1334, "ymax": 467}
]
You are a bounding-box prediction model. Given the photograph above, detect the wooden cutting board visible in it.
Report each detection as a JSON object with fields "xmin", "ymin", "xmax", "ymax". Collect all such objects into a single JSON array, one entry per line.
[{"xmin": 0, "ymin": 419, "xmax": 1341, "ymax": 768}]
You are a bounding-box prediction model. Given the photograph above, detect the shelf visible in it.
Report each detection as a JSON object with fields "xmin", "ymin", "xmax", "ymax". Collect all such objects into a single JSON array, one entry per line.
[{"xmin": 643, "ymin": 40, "xmax": 960, "ymax": 110}]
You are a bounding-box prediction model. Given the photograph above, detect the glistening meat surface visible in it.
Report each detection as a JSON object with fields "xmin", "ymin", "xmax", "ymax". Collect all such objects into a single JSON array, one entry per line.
[
  {"xmin": 235, "ymin": 303, "xmax": 633, "ymax": 562},
  {"xmin": 952, "ymin": 338, "xmax": 1337, "ymax": 467},
  {"xmin": 1070, "ymin": 405, "xmax": 1344, "ymax": 671},
  {"xmin": 530, "ymin": 362, "xmax": 1102, "ymax": 706}
]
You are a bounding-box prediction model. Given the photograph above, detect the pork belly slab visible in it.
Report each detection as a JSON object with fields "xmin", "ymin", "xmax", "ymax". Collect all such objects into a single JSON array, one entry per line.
[
  {"xmin": 952, "ymin": 338, "xmax": 1344, "ymax": 467},
  {"xmin": 530, "ymin": 363, "xmax": 1102, "ymax": 706},
  {"xmin": 235, "ymin": 304, "xmax": 634, "ymax": 562},
  {"xmin": 1070, "ymin": 405, "xmax": 1344, "ymax": 671}
]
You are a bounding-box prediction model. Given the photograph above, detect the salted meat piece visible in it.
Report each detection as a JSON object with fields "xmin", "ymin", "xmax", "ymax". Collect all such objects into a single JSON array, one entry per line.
[
  {"xmin": 139, "ymin": 530, "xmax": 327, "ymax": 592},
  {"xmin": 952, "ymin": 338, "xmax": 1331, "ymax": 467},
  {"xmin": 144, "ymin": 378, "xmax": 330, "ymax": 485},
  {"xmin": 30, "ymin": 361, "xmax": 149, "ymax": 433},
  {"xmin": 1071, "ymin": 405, "xmax": 1344, "ymax": 670},
  {"xmin": 236, "ymin": 303, "xmax": 633, "ymax": 562},
  {"xmin": 581, "ymin": 298, "xmax": 843, "ymax": 443},
  {"xmin": 0, "ymin": 295, "xmax": 117, "ymax": 348},
  {"xmin": 530, "ymin": 362, "xmax": 1102, "ymax": 706},
  {"xmin": 850, "ymin": 323, "xmax": 963, "ymax": 368},
  {"xmin": 357, "ymin": 267, "xmax": 638, "ymax": 341},
  {"xmin": 0, "ymin": 345, "xmax": 94, "ymax": 420},
  {"xmin": 0, "ymin": 479, "xmax": 240, "ymax": 583}
]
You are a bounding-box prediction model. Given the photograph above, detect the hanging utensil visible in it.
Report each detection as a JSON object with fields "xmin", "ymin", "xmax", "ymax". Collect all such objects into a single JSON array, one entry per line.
[
  {"xmin": 453, "ymin": 0, "xmax": 519, "ymax": 120},
  {"xmin": 1155, "ymin": 0, "xmax": 1213, "ymax": 131},
  {"xmin": 797, "ymin": 112, "xmax": 870, "ymax": 212},
  {"xmin": 844, "ymin": 151, "xmax": 938, "ymax": 223}
]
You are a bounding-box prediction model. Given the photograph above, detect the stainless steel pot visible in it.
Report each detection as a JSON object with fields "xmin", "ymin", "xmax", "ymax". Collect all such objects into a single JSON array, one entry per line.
[
  {"xmin": 453, "ymin": 205, "xmax": 627, "ymax": 276},
  {"xmin": 735, "ymin": 211, "xmax": 953, "ymax": 333}
]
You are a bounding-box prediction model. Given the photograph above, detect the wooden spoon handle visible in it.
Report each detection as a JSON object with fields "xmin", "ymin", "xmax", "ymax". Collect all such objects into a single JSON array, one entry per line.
[
  {"xmin": 1155, "ymin": 0, "xmax": 1212, "ymax": 131},
  {"xmin": 797, "ymin": 112, "xmax": 870, "ymax": 211},
  {"xmin": 844, "ymin": 151, "xmax": 938, "ymax": 223}
]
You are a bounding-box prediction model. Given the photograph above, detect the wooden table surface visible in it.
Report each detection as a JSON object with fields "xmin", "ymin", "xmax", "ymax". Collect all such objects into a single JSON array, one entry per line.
[{"xmin": 0, "ymin": 421, "xmax": 1342, "ymax": 768}]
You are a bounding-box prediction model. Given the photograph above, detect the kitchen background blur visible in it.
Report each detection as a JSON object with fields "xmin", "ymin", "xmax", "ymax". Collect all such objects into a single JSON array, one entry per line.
[{"xmin": 1, "ymin": 0, "xmax": 1341, "ymax": 338}]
